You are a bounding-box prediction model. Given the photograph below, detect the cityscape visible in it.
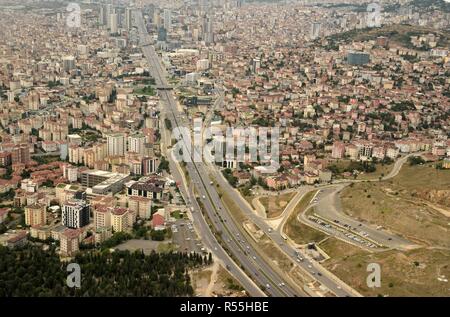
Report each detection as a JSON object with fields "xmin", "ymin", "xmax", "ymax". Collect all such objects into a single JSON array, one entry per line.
[{"xmin": 0, "ymin": 0, "xmax": 449, "ymax": 300}]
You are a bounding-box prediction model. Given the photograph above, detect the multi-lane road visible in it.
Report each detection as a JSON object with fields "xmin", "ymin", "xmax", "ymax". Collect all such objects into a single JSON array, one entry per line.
[
  {"xmin": 134, "ymin": 10, "xmax": 306, "ymax": 297},
  {"xmin": 208, "ymin": 164, "xmax": 359, "ymax": 297}
]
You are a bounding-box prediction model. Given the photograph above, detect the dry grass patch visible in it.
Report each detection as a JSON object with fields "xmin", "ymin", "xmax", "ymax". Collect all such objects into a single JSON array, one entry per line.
[
  {"xmin": 259, "ymin": 192, "xmax": 296, "ymax": 218},
  {"xmin": 321, "ymin": 238, "xmax": 450, "ymax": 297},
  {"xmin": 284, "ymin": 191, "xmax": 328, "ymax": 245},
  {"xmin": 341, "ymin": 164, "xmax": 450, "ymax": 248}
]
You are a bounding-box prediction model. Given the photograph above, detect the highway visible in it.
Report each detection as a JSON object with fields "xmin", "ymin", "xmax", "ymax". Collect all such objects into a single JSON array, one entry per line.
[
  {"xmin": 133, "ymin": 10, "xmax": 304, "ymax": 297},
  {"xmin": 209, "ymin": 165, "xmax": 359, "ymax": 297}
]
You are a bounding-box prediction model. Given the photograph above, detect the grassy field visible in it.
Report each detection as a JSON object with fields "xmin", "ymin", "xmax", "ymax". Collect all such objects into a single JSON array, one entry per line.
[
  {"xmin": 321, "ymin": 238, "xmax": 450, "ymax": 297},
  {"xmin": 284, "ymin": 191, "xmax": 328, "ymax": 245},
  {"xmin": 356, "ymin": 163, "xmax": 394, "ymax": 180},
  {"xmin": 133, "ymin": 85, "xmax": 156, "ymax": 96},
  {"xmin": 341, "ymin": 163, "xmax": 450, "ymax": 248},
  {"xmin": 259, "ymin": 192, "xmax": 296, "ymax": 218}
]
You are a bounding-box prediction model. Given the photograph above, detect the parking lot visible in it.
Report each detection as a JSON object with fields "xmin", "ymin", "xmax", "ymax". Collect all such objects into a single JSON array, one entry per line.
[{"xmin": 171, "ymin": 219, "xmax": 206, "ymax": 254}]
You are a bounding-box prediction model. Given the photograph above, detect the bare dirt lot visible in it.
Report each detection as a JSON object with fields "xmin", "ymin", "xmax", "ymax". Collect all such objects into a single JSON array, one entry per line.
[
  {"xmin": 192, "ymin": 262, "xmax": 247, "ymax": 297},
  {"xmin": 321, "ymin": 238, "xmax": 450, "ymax": 297},
  {"xmin": 340, "ymin": 164, "xmax": 450, "ymax": 248},
  {"xmin": 325, "ymin": 163, "xmax": 450, "ymax": 296}
]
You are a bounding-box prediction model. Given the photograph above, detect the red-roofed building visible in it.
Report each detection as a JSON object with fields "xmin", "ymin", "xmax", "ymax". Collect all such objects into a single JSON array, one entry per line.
[
  {"xmin": 0, "ymin": 208, "xmax": 10, "ymax": 224},
  {"xmin": 60, "ymin": 229, "xmax": 80, "ymax": 256},
  {"xmin": 152, "ymin": 209, "xmax": 166, "ymax": 228}
]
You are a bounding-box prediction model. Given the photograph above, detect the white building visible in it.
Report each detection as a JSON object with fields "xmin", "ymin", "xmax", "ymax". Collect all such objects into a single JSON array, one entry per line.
[
  {"xmin": 163, "ymin": 9, "xmax": 171, "ymax": 32},
  {"xmin": 128, "ymin": 134, "xmax": 146, "ymax": 156},
  {"xmin": 196, "ymin": 59, "xmax": 210, "ymax": 71},
  {"xmin": 107, "ymin": 133, "xmax": 126, "ymax": 157},
  {"xmin": 110, "ymin": 13, "xmax": 118, "ymax": 34}
]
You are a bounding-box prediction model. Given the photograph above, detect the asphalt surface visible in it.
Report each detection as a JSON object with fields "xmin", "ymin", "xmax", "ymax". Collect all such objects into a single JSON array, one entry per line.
[
  {"xmin": 209, "ymin": 166, "xmax": 360, "ymax": 297},
  {"xmin": 134, "ymin": 10, "xmax": 302, "ymax": 297},
  {"xmin": 312, "ymin": 186, "xmax": 415, "ymax": 250},
  {"xmin": 171, "ymin": 219, "xmax": 203, "ymax": 254}
]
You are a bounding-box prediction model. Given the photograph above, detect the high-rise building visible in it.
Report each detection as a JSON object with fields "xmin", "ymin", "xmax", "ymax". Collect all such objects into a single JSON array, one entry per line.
[
  {"xmin": 99, "ymin": 5, "xmax": 106, "ymax": 26},
  {"xmin": 203, "ymin": 15, "xmax": 214, "ymax": 44},
  {"xmin": 94, "ymin": 208, "xmax": 111, "ymax": 230},
  {"xmin": 107, "ymin": 133, "xmax": 126, "ymax": 156},
  {"xmin": 154, "ymin": 9, "xmax": 161, "ymax": 28},
  {"xmin": 62, "ymin": 200, "xmax": 90, "ymax": 229},
  {"xmin": 11, "ymin": 144, "xmax": 30, "ymax": 164},
  {"xmin": 125, "ymin": 8, "xmax": 132, "ymax": 30},
  {"xmin": 310, "ymin": 22, "xmax": 321, "ymax": 40},
  {"xmin": 128, "ymin": 134, "xmax": 146, "ymax": 156},
  {"xmin": 60, "ymin": 229, "xmax": 79, "ymax": 256},
  {"xmin": 25, "ymin": 204, "xmax": 47, "ymax": 227},
  {"xmin": 110, "ymin": 13, "xmax": 118, "ymax": 34},
  {"xmin": 106, "ymin": 4, "xmax": 114, "ymax": 29},
  {"xmin": 157, "ymin": 26, "xmax": 167, "ymax": 42},
  {"xmin": 142, "ymin": 156, "xmax": 159, "ymax": 175},
  {"xmin": 252, "ymin": 57, "xmax": 261, "ymax": 73},
  {"xmin": 163, "ymin": 9, "xmax": 171, "ymax": 32},
  {"xmin": 62, "ymin": 56, "xmax": 76, "ymax": 72},
  {"xmin": 111, "ymin": 207, "xmax": 135, "ymax": 232}
]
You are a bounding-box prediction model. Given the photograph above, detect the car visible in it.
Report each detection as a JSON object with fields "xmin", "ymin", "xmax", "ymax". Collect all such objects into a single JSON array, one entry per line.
[
  {"xmin": 388, "ymin": 237, "xmax": 392, "ymax": 241},
  {"xmin": 296, "ymin": 258, "xmax": 300, "ymax": 263},
  {"xmin": 281, "ymin": 282, "xmax": 285, "ymax": 286},
  {"xmin": 252, "ymin": 256, "xmax": 256, "ymax": 260},
  {"xmin": 266, "ymin": 284, "xmax": 271, "ymax": 289},
  {"xmin": 317, "ymin": 272, "xmax": 322, "ymax": 276},
  {"xmin": 308, "ymin": 265, "xmax": 312, "ymax": 269},
  {"xmin": 202, "ymin": 195, "xmax": 206, "ymax": 199},
  {"xmin": 268, "ymin": 228, "xmax": 273, "ymax": 233}
]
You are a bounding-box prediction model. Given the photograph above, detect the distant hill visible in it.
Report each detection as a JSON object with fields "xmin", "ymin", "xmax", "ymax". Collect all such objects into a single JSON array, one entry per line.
[{"xmin": 327, "ymin": 24, "xmax": 450, "ymax": 49}]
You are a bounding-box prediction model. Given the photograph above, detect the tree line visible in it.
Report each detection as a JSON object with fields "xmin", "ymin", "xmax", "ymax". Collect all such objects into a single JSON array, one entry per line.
[{"xmin": 0, "ymin": 245, "xmax": 212, "ymax": 297}]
